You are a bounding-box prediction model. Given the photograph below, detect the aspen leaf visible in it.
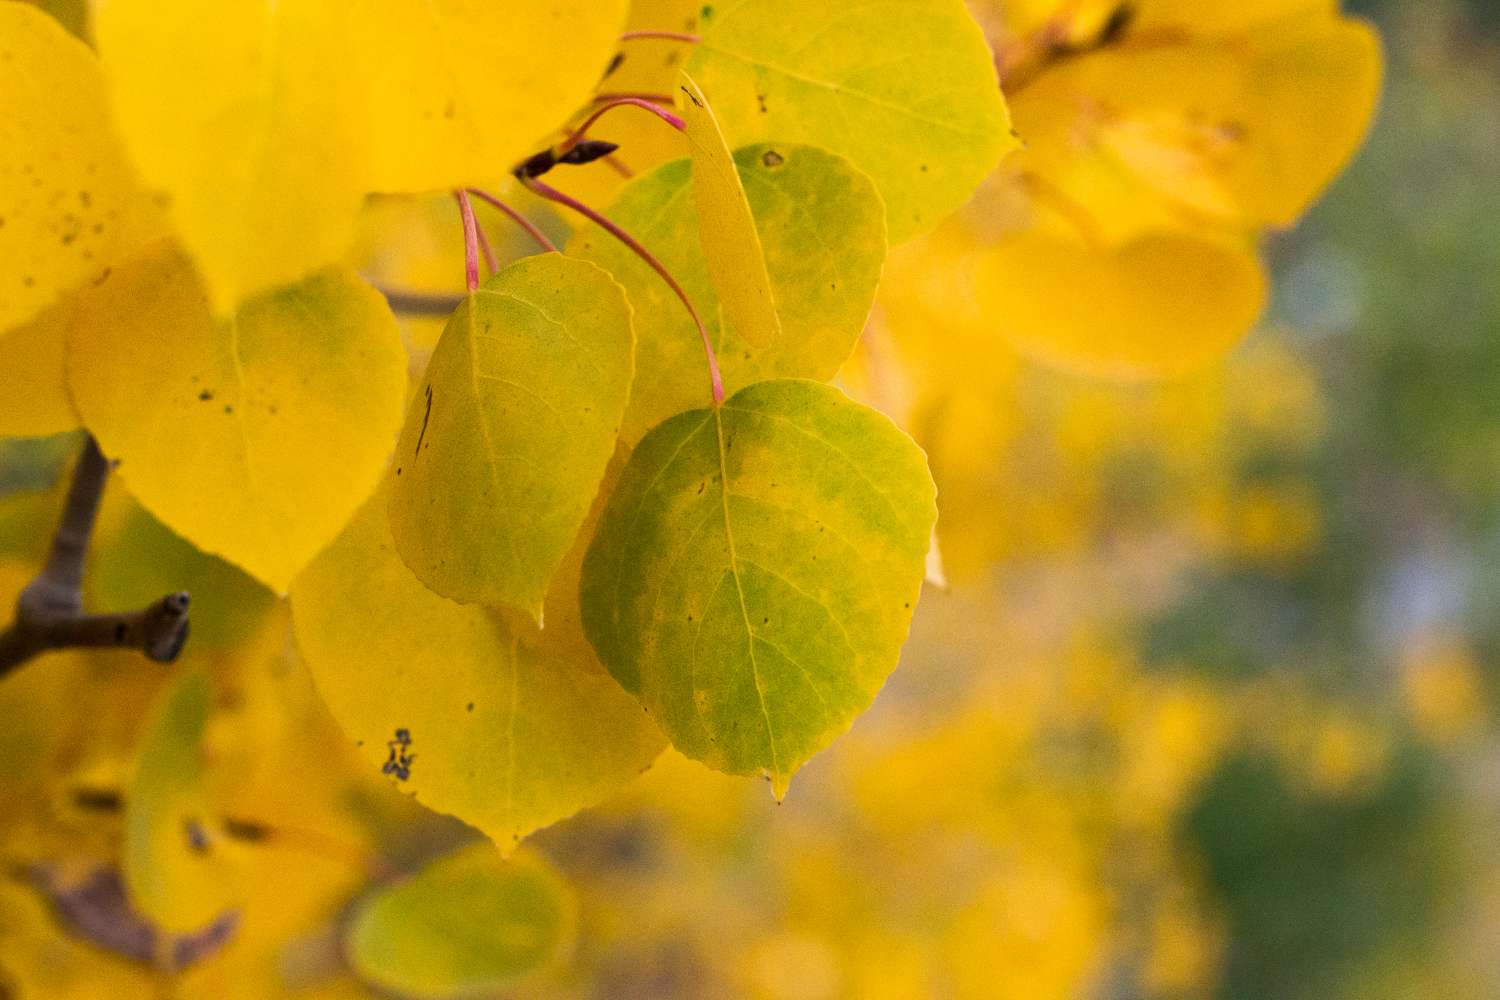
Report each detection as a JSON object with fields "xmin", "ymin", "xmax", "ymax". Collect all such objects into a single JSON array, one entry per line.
[
  {"xmin": 0, "ymin": 297, "xmax": 76, "ymax": 438},
  {"xmin": 289, "ymin": 489, "xmax": 666, "ymax": 849},
  {"xmin": 677, "ymin": 71, "xmax": 780, "ymax": 349},
  {"xmin": 353, "ymin": 0, "xmax": 629, "ymax": 193},
  {"xmin": 978, "ymin": 230, "xmax": 1268, "ymax": 379},
  {"xmin": 0, "ymin": 3, "xmax": 141, "ymax": 333},
  {"xmin": 687, "ymin": 0, "xmax": 1015, "ymax": 241},
  {"xmin": 67, "ymin": 241, "xmax": 407, "ymax": 592},
  {"xmin": 123, "ymin": 668, "xmax": 239, "ymax": 933},
  {"xmin": 580, "ymin": 379, "xmax": 936, "ymax": 793},
  {"xmin": 570, "ymin": 144, "xmax": 886, "ymax": 441},
  {"xmin": 388, "ymin": 254, "xmax": 634, "ymax": 617},
  {"xmin": 94, "ymin": 0, "xmax": 368, "ymax": 311},
  {"xmin": 345, "ymin": 844, "xmax": 572, "ymax": 998}
]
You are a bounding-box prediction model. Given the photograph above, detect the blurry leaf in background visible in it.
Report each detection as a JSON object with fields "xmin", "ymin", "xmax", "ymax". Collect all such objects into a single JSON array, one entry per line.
[
  {"xmin": 123, "ymin": 668, "xmax": 239, "ymax": 933},
  {"xmin": 345, "ymin": 844, "xmax": 573, "ymax": 997}
]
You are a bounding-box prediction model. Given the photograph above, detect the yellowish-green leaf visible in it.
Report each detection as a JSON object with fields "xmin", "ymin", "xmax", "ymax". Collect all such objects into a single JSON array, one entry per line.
[
  {"xmin": 388, "ymin": 254, "xmax": 634, "ymax": 617},
  {"xmin": 0, "ymin": 3, "xmax": 141, "ymax": 333},
  {"xmin": 289, "ymin": 489, "xmax": 666, "ymax": 849},
  {"xmin": 353, "ymin": 0, "xmax": 629, "ymax": 193},
  {"xmin": 94, "ymin": 0, "xmax": 368, "ymax": 311},
  {"xmin": 67, "ymin": 240, "xmax": 407, "ymax": 592},
  {"xmin": 0, "ymin": 297, "xmax": 77, "ymax": 437},
  {"xmin": 580, "ymin": 379, "xmax": 936, "ymax": 793},
  {"xmin": 677, "ymin": 71, "xmax": 780, "ymax": 349},
  {"xmin": 570, "ymin": 143, "xmax": 886, "ymax": 441},
  {"xmin": 123, "ymin": 667, "xmax": 239, "ymax": 933},
  {"xmin": 687, "ymin": 0, "xmax": 1015, "ymax": 241},
  {"xmin": 346, "ymin": 844, "xmax": 572, "ymax": 998},
  {"xmin": 977, "ymin": 230, "xmax": 1268, "ymax": 379}
]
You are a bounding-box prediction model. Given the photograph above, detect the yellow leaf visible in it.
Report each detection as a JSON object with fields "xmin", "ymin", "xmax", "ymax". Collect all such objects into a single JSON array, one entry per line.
[
  {"xmin": 123, "ymin": 668, "xmax": 239, "ymax": 933},
  {"xmin": 289, "ymin": 488, "xmax": 666, "ymax": 849},
  {"xmin": 353, "ymin": 0, "xmax": 629, "ymax": 192},
  {"xmin": 94, "ymin": 0, "xmax": 369, "ymax": 311},
  {"xmin": 677, "ymin": 71, "xmax": 781, "ymax": 348},
  {"xmin": 978, "ymin": 230, "xmax": 1268, "ymax": 379},
  {"xmin": 67, "ymin": 240, "xmax": 407, "ymax": 592},
  {"xmin": 0, "ymin": 297, "xmax": 77, "ymax": 437},
  {"xmin": 0, "ymin": 3, "xmax": 142, "ymax": 333}
]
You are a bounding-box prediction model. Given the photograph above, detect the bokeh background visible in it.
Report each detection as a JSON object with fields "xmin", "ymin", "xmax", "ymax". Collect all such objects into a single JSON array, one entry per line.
[{"xmin": 2, "ymin": 0, "xmax": 1497, "ymax": 997}]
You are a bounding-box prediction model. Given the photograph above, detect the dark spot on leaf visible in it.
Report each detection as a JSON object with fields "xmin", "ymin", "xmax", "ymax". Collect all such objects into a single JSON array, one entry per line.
[
  {"xmin": 679, "ymin": 85, "xmax": 703, "ymax": 108},
  {"xmin": 198, "ymin": 389, "xmax": 214, "ymax": 402},
  {"xmin": 223, "ymin": 405, "xmax": 233, "ymax": 415},
  {"xmin": 78, "ymin": 190, "xmax": 91, "ymax": 208},
  {"xmin": 761, "ymin": 149, "xmax": 784, "ymax": 168},
  {"xmin": 184, "ymin": 819, "xmax": 210, "ymax": 853}
]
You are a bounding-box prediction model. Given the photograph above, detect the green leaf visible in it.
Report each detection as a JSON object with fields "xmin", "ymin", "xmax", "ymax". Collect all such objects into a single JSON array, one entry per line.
[
  {"xmin": 580, "ymin": 379, "xmax": 936, "ymax": 794},
  {"xmin": 387, "ymin": 254, "xmax": 634, "ymax": 618},
  {"xmin": 570, "ymin": 143, "xmax": 886, "ymax": 442},
  {"xmin": 677, "ymin": 71, "xmax": 780, "ymax": 349},
  {"xmin": 345, "ymin": 844, "xmax": 572, "ymax": 998},
  {"xmin": 686, "ymin": 0, "xmax": 1016, "ymax": 241},
  {"xmin": 123, "ymin": 667, "xmax": 239, "ymax": 933},
  {"xmin": 66, "ymin": 240, "xmax": 408, "ymax": 593},
  {"xmin": 289, "ymin": 488, "xmax": 665, "ymax": 849}
]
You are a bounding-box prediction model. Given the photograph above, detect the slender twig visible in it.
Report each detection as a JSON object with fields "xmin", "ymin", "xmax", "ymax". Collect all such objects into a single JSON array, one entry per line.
[
  {"xmin": 0, "ymin": 436, "xmax": 191, "ymax": 678},
  {"xmin": 592, "ymin": 91, "xmax": 677, "ymax": 104},
  {"xmin": 377, "ymin": 287, "xmax": 466, "ymax": 316},
  {"xmin": 521, "ymin": 175, "xmax": 724, "ymax": 405},
  {"xmin": 466, "ymin": 189, "xmax": 558, "ymax": 254},
  {"xmin": 474, "ymin": 217, "xmax": 498, "ymax": 276},
  {"xmin": 558, "ymin": 97, "xmax": 683, "ymax": 157},
  {"xmin": 454, "ymin": 190, "xmax": 481, "ymax": 293},
  {"xmin": 619, "ymin": 29, "xmax": 701, "ymax": 43}
]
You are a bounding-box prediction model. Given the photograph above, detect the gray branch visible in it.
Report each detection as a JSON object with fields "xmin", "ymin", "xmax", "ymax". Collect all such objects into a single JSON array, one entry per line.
[{"xmin": 0, "ymin": 436, "xmax": 190, "ymax": 678}]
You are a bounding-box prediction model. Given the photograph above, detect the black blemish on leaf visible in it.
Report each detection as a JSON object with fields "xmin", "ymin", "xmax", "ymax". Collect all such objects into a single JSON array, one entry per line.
[
  {"xmin": 198, "ymin": 389, "xmax": 214, "ymax": 402},
  {"xmin": 382, "ymin": 728, "xmax": 415, "ymax": 781},
  {"xmin": 223, "ymin": 404, "xmax": 233, "ymax": 415},
  {"xmin": 72, "ymin": 787, "xmax": 122, "ymax": 812},
  {"xmin": 756, "ymin": 93, "xmax": 768, "ymax": 114},
  {"xmin": 466, "ymin": 702, "xmax": 475, "ymax": 712},
  {"xmin": 679, "ymin": 85, "xmax": 703, "ymax": 108},
  {"xmin": 761, "ymin": 149, "xmax": 784, "ymax": 168},
  {"xmin": 184, "ymin": 818, "xmax": 210, "ymax": 853},
  {"xmin": 603, "ymin": 51, "xmax": 625, "ymax": 79},
  {"xmin": 414, "ymin": 384, "xmax": 433, "ymax": 459}
]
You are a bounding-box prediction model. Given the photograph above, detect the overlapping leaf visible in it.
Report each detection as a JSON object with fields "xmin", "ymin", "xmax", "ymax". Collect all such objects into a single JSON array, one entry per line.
[
  {"xmin": 570, "ymin": 143, "xmax": 886, "ymax": 441},
  {"xmin": 388, "ymin": 254, "xmax": 634, "ymax": 617},
  {"xmin": 0, "ymin": 3, "xmax": 146, "ymax": 333},
  {"xmin": 66, "ymin": 240, "xmax": 407, "ymax": 592},
  {"xmin": 677, "ymin": 71, "xmax": 780, "ymax": 349},
  {"xmin": 289, "ymin": 488, "xmax": 665, "ymax": 849},
  {"xmin": 94, "ymin": 0, "xmax": 628, "ymax": 310},
  {"xmin": 686, "ymin": 0, "xmax": 1016, "ymax": 240},
  {"xmin": 580, "ymin": 379, "xmax": 936, "ymax": 793},
  {"xmin": 0, "ymin": 298, "xmax": 77, "ymax": 438}
]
